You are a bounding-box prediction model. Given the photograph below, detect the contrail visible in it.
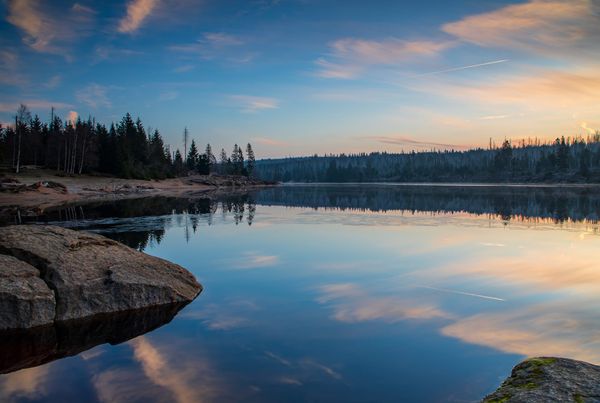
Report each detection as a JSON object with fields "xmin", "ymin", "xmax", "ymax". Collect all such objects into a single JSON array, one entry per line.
[
  {"xmin": 418, "ymin": 285, "xmax": 506, "ymax": 301},
  {"xmin": 411, "ymin": 59, "xmax": 509, "ymax": 77}
]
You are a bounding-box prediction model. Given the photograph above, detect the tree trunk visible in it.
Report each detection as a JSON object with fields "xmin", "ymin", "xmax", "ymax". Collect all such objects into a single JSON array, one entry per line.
[
  {"xmin": 78, "ymin": 129, "xmax": 87, "ymax": 174},
  {"xmin": 15, "ymin": 116, "xmax": 21, "ymax": 174}
]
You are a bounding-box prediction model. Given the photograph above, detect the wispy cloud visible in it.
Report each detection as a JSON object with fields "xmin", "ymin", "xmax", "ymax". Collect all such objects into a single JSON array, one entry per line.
[
  {"xmin": 314, "ymin": 58, "xmax": 362, "ymax": 79},
  {"xmin": 170, "ymin": 32, "xmax": 251, "ymax": 63},
  {"xmin": 76, "ymin": 84, "xmax": 111, "ymax": 109},
  {"xmin": 316, "ymin": 38, "xmax": 453, "ymax": 79},
  {"xmin": 173, "ymin": 64, "xmax": 195, "ymax": 73},
  {"xmin": 44, "ymin": 75, "xmax": 61, "ymax": 89},
  {"xmin": 229, "ymin": 95, "xmax": 279, "ymax": 113},
  {"xmin": 367, "ymin": 135, "xmax": 470, "ymax": 150},
  {"xmin": 442, "ymin": 0, "xmax": 599, "ymax": 55},
  {"xmin": 581, "ymin": 122, "xmax": 598, "ymax": 134},
  {"xmin": 0, "ymin": 100, "xmax": 73, "ymax": 113},
  {"xmin": 252, "ymin": 137, "xmax": 289, "ymax": 147},
  {"xmin": 231, "ymin": 252, "xmax": 279, "ymax": 269},
  {"xmin": 6, "ymin": 0, "xmax": 95, "ymax": 55},
  {"xmin": 0, "ymin": 49, "xmax": 26, "ymax": 86},
  {"xmin": 316, "ymin": 283, "xmax": 450, "ymax": 324},
  {"xmin": 480, "ymin": 115, "xmax": 509, "ymax": 120},
  {"xmin": 118, "ymin": 0, "xmax": 158, "ymax": 33}
]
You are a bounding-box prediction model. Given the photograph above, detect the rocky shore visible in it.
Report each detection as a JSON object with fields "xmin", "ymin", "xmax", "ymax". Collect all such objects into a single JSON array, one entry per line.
[
  {"xmin": 0, "ymin": 225, "xmax": 202, "ymax": 330},
  {"xmin": 0, "ymin": 171, "xmax": 277, "ymax": 216},
  {"xmin": 483, "ymin": 357, "xmax": 600, "ymax": 402}
]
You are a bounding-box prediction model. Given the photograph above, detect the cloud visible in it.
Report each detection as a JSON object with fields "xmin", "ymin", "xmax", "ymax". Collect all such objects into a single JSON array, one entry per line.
[
  {"xmin": 0, "ymin": 50, "xmax": 26, "ymax": 86},
  {"xmin": 231, "ymin": 252, "xmax": 279, "ymax": 269},
  {"xmin": 7, "ymin": 0, "xmax": 58, "ymax": 53},
  {"xmin": 170, "ymin": 32, "xmax": 250, "ymax": 62},
  {"xmin": 316, "ymin": 38, "xmax": 453, "ymax": 79},
  {"xmin": 0, "ymin": 100, "xmax": 73, "ymax": 113},
  {"xmin": 67, "ymin": 110, "xmax": 78, "ymax": 123},
  {"xmin": 441, "ymin": 0, "xmax": 600, "ymax": 54},
  {"xmin": 229, "ymin": 95, "xmax": 279, "ymax": 113},
  {"xmin": 93, "ymin": 46, "xmax": 143, "ymax": 63},
  {"xmin": 181, "ymin": 299, "xmax": 259, "ymax": 330},
  {"xmin": 441, "ymin": 303, "xmax": 600, "ymax": 364},
  {"xmin": 0, "ymin": 366, "xmax": 50, "ymax": 401},
  {"xmin": 118, "ymin": 0, "xmax": 158, "ymax": 33},
  {"xmin": 581, "ymin": 122, "xmax": 598, "ymax": 134},
  {"xmin": 252, "ymin": 137, "xmax": 289, "ymax": 147},
  {"xmin": 44, "ymin": 75, "xmax": 61, "ymax": 89},
  {"xmin": 366, "ymin": 135, "xmax": 470, "ymax": 150},
  {"xmin": 314, "ymin": 58, "xmax": 361, "ymax": 79},
  {"xmin": 316, "ymin": 283, "xmax": 450, "ymax": 324},
  {"xmin": 158, "ymin": 91, "xmax": 179, "ymax": 102},
  {"xmin": 203, "ymin": 32, "xmax": 244, "ymax": 47},
  {"xmin": 480, "ymin": 115, "xmax": 509, "ymax": 120},
  {"xmin": 129, "ymin": 337, "xmax": 224, "ymax": 403},
  {"xmin": 173, "ymin": 64, "xmax": 195, "ymax": 73},
  {"xmin": 6, "ymin": 0, "xmax": 95, "ymax": 55},
  {"xmin": 76, "ymin": 84, "xmax": 111, "ymax": 109}
]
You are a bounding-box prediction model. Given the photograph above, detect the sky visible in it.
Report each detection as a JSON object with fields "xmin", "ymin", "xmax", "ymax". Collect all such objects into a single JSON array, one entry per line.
[{"xmin": 1, "ymin": 0, "xmax": 599, "ymax": 158}]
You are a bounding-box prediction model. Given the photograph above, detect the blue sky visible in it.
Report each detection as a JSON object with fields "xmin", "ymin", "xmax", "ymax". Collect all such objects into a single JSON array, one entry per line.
[{"xmin": 1, "ymin": 0, "xmax": 599, "ymax": 157}]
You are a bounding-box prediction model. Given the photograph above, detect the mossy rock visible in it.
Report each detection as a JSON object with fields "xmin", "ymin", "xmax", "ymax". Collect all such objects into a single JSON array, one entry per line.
[{"xmin": 482, "ymin": 357, "xmax": 600, "ymax": 403}]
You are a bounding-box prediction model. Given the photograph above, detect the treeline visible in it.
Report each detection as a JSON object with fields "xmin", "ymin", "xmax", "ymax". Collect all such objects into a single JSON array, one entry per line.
[
  {"xmin": 255, "ymin": 137, "xmax": 600, "ymax": 183},
  {"xmin": 0, "ymin": 104, "xmax": 256, "ymax": 179}
]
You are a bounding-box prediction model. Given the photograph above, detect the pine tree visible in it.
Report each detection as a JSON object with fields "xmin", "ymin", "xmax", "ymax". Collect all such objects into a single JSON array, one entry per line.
[
  {"xmin": 187, "ymin": 139, "xmax": 199, "ymax": 172},
  {"xmin": 220, "ymin": 148, "xmax": 228, "ymax": 174},
  {"xmin": 174, "ymin": 149, "xmax": 184, "ymax": 175},
  {"xmin": 205, "ymin": 143, "xmax": 215, "ymax": 173},
  {"xmin": 246, "ymin": 143, "xmax": 255, "ymax": 177}
]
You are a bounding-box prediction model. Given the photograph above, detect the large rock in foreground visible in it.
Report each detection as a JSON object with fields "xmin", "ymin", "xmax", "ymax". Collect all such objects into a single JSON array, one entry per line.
[
  {"xmin": 0, "ymin": 225, "xmax": 201, "ymax": 325},
  {"xmin": 0, "ymin": 254, "xmax": 56, "ymax": 329},
  {"xmin": 483, "ymin": 357, "xmax": 600, "ymax": 402}
]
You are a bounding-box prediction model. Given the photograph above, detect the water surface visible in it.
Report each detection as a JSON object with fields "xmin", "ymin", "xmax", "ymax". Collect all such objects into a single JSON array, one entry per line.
[{"xmin": 2, "ymin": 184, "xmax": 600, "ymax": 402}]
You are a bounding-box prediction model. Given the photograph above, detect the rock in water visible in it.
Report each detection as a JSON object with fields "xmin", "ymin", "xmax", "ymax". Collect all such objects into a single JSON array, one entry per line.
[
  {"xmin": 483, "ymin": 357, "xmax": 600, "ymax": 403},
  {"xmin": 0, "ymin": 225, "xmax": 202, "ymax": 323},
  {"xmin": 0, "ymin": 255, "xmax": 56, "ymax": 329}
]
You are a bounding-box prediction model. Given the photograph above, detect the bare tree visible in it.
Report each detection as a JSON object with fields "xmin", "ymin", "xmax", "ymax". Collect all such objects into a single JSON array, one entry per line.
[
  {"xmin": 15, "ymin": 104, "xmax": 31, "ymax": 174},
  {"xmin": 183, "ymin": 127, "xmax": 189, "ymax": 165}
]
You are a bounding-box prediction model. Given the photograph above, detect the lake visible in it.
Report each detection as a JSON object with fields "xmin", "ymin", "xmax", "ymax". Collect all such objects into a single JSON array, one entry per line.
[{"xmin": 2, "ymin": 184, "xmax": 600, "ymax": 402}]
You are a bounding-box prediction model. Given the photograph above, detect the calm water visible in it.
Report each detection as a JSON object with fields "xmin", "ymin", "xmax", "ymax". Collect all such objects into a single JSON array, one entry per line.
[{"xmin": 2, "ymin": 184, "xmax": 600, "ymax": 402}]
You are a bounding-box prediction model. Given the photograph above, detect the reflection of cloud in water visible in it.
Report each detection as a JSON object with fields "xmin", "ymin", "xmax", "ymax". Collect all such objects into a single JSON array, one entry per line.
[
  {"xmin": 181, "ymin": 299, "xmax": 259, "ymax": 330},
  {"xmin": 317, "ymin": 283, "xmax": 451, "ymax": 323},
  {"xmin": 264, "ymin": 351, "xmax": 344, "ymax": 385},
  {"xmin": 0, "ymin": 366, "xmax": 50, "ymax": 402},
  {"xmin": 232, "ymin": 252, "xmax": 279, "ymax": 269},
  {"xmin": 130, "ymin": 336, "xmax": 222, "ymax": 403},
  {"xmin": 442, "ymin": 303, "xmax": 600, "ymax": 364}
]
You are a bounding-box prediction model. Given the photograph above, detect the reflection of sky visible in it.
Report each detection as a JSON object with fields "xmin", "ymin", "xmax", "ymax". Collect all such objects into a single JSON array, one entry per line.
[{"xmin": 3, "ymin": 203, "xmax": 600, "ymax": 402}]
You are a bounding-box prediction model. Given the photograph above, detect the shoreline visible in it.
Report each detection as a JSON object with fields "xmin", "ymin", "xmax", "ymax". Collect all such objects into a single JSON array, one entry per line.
[{"xmin": 0, "ymin": 170, "xmax": 277, "ymax": 214}]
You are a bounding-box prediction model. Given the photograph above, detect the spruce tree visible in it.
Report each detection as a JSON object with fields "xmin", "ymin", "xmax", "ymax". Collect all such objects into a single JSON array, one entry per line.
[
  {"xmin": 246, "ymin": 143, "xmax": 255, "ymax": 177},
  {"xmin": 186, "ymin": 139, "xmax": 199, "ymax": 172}
]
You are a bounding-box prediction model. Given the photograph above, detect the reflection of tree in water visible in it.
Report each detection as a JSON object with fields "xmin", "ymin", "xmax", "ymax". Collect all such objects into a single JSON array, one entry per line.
[
  {"xmin": 18, "ymin": 195, "xmax": 258, "ymax": 250},
  {"xmin": 254, "ymin": 185, "xmax": 600, "ymax": 224},
  {"xmin": 8, "ymin": 185, "xmax": 600, "ymax": 250}
]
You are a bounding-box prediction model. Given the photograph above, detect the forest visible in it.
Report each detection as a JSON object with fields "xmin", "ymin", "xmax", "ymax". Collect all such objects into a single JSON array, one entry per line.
[
  {"xmin": 255, "ymin": 135, "xmax": 600, "ymax": 183},
  {"xmin": 0, "ymin": 104, "xmax": 256, "ymax": 179}
]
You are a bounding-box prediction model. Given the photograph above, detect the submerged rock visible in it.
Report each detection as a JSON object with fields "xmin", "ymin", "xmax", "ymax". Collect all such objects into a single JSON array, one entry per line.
[
  {"xmin": 0, "ymin": 225, "xmax": 201, "ymax": 326},
  {"xmin": 483, "ymin": 357, "xmax": 600, "ymax": 403},
  {"xmin": 0, "ymin": 255, "xmax": 55, "ymax": 329}
]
